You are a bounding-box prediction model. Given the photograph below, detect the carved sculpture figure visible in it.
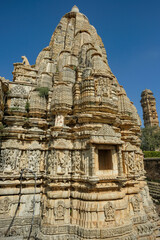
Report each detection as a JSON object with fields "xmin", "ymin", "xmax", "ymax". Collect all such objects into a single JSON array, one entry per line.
[
  {"xmin": 104, "ymin": 202, "xmax": 115, "ymax": 222},
  {"xmin": 21, "ymin": 55, "xmax": 30, "ymax": 66},
  {"xmin": 0, "ymin": 6, "xmax": 159, "ymax": 240},
  {"xmin": 131, "ymin": 196, "xmax": 140, "ymax": 212},
  {"xmin": 54, "ymin": 201, "xmax": 65, "ymax": 220}
]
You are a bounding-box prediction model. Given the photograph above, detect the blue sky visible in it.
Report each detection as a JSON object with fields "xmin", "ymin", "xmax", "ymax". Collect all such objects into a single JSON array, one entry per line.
[{"xmin": 0, "ymin": 0, "xmax": 160, "ymax": 126}]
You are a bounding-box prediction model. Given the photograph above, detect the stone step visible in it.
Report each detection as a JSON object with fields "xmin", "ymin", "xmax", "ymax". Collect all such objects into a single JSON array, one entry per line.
[
  {"xmin": 148, "ymin": 187, "xmax": 160, "ymax": 191},
  {"xmin": 147, "ymin": 181, "xmax": 160, "ymax": 186}
]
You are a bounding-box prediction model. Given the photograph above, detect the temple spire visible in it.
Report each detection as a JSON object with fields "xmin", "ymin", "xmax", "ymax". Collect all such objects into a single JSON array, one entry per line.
[{"xmin": 71, "ymin": 5, "xmax": 79, "ymax": 13}]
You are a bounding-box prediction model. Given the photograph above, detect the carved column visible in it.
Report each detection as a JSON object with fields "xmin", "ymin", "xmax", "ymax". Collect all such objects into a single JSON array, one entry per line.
[
  {"xmin": 91, "ymin": 146, "xmax": 95, "ymax": 176},
  {"xmin": 118, "ymin": 146, "xmax": 123, "ymax": 176}
]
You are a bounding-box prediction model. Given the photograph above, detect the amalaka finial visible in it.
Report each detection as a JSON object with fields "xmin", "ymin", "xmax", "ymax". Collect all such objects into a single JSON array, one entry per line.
[{"xmin": 71, "ymin": 5, "xmax": 79, "ymax": 13}]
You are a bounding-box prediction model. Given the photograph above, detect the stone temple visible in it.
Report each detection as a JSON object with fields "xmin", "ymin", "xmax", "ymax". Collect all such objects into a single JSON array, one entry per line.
[
  {"xmin": 141, "ymin": 89, "xmax": 159, "ymax": 127},
  {"xmin": 0, "ymin": 6, "xmax": 159, "ymax": 240}
]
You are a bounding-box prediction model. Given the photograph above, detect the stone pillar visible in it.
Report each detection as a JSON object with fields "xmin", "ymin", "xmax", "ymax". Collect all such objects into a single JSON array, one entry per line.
[
  {"xmin": 91, "ymin": 146, "xmax": 95, "ymax": 176},
  {"xmin": 118, "ymin": 146, "xmax": 123, "ymax": 176}
]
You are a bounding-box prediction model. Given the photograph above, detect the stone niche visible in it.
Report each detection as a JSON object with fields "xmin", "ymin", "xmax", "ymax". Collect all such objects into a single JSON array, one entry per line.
[
  {"xmin": 0, "ymin": 5, "xmax": 159, "ymax": 240},
  {"xmin": 95, "ymin": 145, "xmax": 118, "ymax": 176}
]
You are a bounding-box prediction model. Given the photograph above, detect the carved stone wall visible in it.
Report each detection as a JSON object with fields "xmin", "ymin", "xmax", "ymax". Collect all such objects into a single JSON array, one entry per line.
[{"xmin": 0, "ymin": 5, "xmax": 159, "ymax": 240}]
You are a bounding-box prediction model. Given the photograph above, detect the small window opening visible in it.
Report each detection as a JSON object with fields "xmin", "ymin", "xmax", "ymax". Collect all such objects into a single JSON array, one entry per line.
[{"xmin": 98, "ymin": 150, "xmax": 113, "ymax": 170}]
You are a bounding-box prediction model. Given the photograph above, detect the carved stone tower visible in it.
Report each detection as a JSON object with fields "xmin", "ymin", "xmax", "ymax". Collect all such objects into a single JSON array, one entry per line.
[
  {"xmin": 0, "ymin": 6, "xmax": 159, "ymax": 240},
  {"xmin": 141, "ymin": 89, "xmax": 159, "ymax": 127}
]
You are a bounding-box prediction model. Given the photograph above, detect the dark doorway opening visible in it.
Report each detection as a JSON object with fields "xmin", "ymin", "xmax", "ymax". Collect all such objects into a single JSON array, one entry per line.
[{"xmin": 98, "ymin": 150, "xmax": 113, "ymax": 170}]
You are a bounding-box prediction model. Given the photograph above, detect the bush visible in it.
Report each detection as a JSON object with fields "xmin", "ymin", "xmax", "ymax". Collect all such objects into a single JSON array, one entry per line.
[
  {"xmin": 144, "ymin": 151, "xmax": 160, "ymax": 158},
  {"xmin": 36, "ymin": 87, "xmax": 49, "ymax": 99}
]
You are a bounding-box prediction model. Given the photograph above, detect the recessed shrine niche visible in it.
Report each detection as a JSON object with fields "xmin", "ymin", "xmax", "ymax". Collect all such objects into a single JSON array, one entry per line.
[{"xmin": 95, "ymin": 145, "xmax": 118, "ymax": 176}]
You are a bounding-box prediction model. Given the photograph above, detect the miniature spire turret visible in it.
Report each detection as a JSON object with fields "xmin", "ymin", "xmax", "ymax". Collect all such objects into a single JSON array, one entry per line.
[{"xmin": 141, "ymin": 89, "xmax": 159, "ymax": 127}]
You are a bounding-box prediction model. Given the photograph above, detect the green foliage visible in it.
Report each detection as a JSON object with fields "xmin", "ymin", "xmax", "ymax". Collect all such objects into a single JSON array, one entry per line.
[
  {"xmin": 143, "ymin": 151, "xmax": 160, "ymax": 158},
  {"xmin": 25, "ymin": 101, "xmax": 30, "ymax": 113},
  {"xmin": 36, "ymin": 87, "xmax": 49, "ymax": 99},
  {"xmin": 6, "ymin": 90, "xmax": 11, "ymax": 95},
  {"xmin": 141, "ymin": 126, "xmax": 160, "ymax": 151},
  {"xmin": 24, "ymin": 117, "xmax": 29, "ymax": 121},
  {"xmin": 56, "ymin": 66, "xmax": 59, "ymax": 73},
  {"xmin": 73, "ymin": 66, "xmax": 77, "ymax": 71},
  {"xmin": 10, "ymin": 107, "xmax": 19, "ymax": 111},
  {"xmin": 0, "ymin": 123, "xmax": 4, "ymax": 130},
  {"xmin": 127, "ymin": 112, "xmax": 132, "ymax": 116}
]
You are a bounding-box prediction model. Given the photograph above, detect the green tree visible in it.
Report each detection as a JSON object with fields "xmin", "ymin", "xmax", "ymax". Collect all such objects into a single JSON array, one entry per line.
[{"xmin": 141, "ymin": 126, "xmax": 160, "ymax": 151}]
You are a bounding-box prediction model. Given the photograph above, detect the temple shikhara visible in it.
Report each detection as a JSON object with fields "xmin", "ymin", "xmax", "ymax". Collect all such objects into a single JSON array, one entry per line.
[
  {"xmin": 0, "ymin": 6, "xmax": 159, "ymax": 240},
  {"xmin": 141, "ymin": 89, "xmax": 159, "ymax": 128}
]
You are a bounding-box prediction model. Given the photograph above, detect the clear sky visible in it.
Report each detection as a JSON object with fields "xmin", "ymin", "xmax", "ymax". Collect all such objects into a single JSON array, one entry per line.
[{"xmin": 0, "ymin": 0, "xmax": 160, "ymax": 126}]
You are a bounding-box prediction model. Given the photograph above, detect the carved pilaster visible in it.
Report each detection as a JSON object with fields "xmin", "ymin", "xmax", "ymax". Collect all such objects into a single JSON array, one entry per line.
[
  {"xmin": 91, "ymin": 146, "xmax": 95, "ymax": 176},
  {"xmin": 118, "ymin": 146, "xmax": 123, "ymax": 176}
]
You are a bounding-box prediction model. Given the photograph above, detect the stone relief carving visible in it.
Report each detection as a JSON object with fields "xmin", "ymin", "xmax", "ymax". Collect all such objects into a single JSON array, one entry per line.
[
  {"xmin": 11, "ymin": 85, "xmax": 27, "ymax": 96},
  {"xmin": 134, "ymin": 154, "xmax": 144, "ymax": 174},
  {"xmin": 53, "ymin": 138, "xmax": 73, "ymax": 149},
  {"xmin": 72, "ymin": 150, "xmax": 81, "ymax": 172},
  {"xmin": 0, "ymin": 149, "xmax": 21, "ymax": 171},
  {"xmin": 47, "ymin": 150, "xmax": 71, "ymax": 175},
  {"xmin": 81, "ymin": 151, "xmax": 87, "ymax": 173},
  {"xmin": 123, "ymin": 142, "xmax": 135, "ymax": 152},
  {"xmin": 93, "ymin": 124, "xmax": 119, "ymax": 137},
  {"xmin": 40, "ymin": 151, "xmax": 45, "ymax": 172},
  {"xmin": 123, "ymin": 152, "xmax": 135, "ymax": 174},
  {"xmin": 54, "ymin": 201, "xmax": 65, "ymax": 220},
  {"xmin": 20, "ymin": 150, "xmax": 27, "ymax": 169},
  {"xmin": 47, "ymin": 150, "xmax": 87, "ymax": 175},
  {"xmin": 28, "ymin": 197, "xmax": 40, "ymax": 213},
  {"xmin": 0, "ymin": 150, "xmax": 4, "ymax": 170},
  {"xmin": 10, "ymin": 98, "xmax": 27, "ymax": 110},
  {"xmin": 72, "ymin": 150, "xmax": 85, "ymax": 174},
  {"xmin": 57, "ymin": 152, "xmax": 67, "ymax": 174},
  {"xmin": 0, "ymin": 149, "xmax": 44, "ymax": 173},
  {"xmin": 27, "ymin": 150, "xmax": 41, "ymax": 172},
  {"xmin": 1, "ymin": 140, "xmax": 21, "ymax": 149},
  {"xmin": 41, "ymin": 199, "xmax": 49, "ymax": 225},
  {"xmin": 47, "ymin": 150, "xmax": 57, "ymax": 175},
  {"xmin": 136, "ymin": 223, "xmax": 153, "ymax": 236},
  {"xmin": 104, "ymin": 202, "xmax": 115, "ymax": 221},
  {"xmin": 28, "ymin": 141, "xmax": 42, "ymax": 150},
  {"xmin": 91, "ymin": 124, "xmax": 121, "ymax": 144},
  {"xmin": 128, "ymin": 152, "xmax": 135, "ymax": 173},
  {"xmin": 95, "ymin": 77, "xmax": 110, "ymax": 98},
  {"xmin": 0, "ymin": 197, "xmax": 11, "ymax": 214},
  {"xmin": 131, "ymin": 196, "xmax": 140, "ymax": 212}
]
